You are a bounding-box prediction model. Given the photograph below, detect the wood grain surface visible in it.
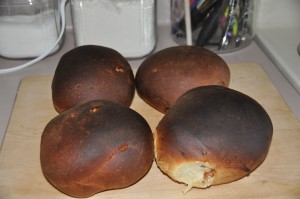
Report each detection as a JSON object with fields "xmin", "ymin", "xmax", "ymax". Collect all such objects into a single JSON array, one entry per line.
[{"xmin": 0, "ymin": 63, "xmax": 300, "ymax": 199}]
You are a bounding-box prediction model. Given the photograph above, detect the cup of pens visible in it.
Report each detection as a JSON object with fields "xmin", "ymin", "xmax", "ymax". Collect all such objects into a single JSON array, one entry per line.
[{"xmin": 171, "ymin": 0, "xmax": 255, "ymax": 52}]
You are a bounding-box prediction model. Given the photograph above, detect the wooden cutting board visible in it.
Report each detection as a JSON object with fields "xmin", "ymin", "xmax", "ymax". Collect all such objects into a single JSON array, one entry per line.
[{"xmin": 0, "ymin": 63, "xmax": 300, "ymax": 199}]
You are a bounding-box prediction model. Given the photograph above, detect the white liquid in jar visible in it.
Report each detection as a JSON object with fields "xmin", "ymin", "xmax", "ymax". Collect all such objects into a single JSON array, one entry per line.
[
  {"xmin": 0, "ymin": 11, "xmax": 59, "ymax": 58},
  {"xmin": 71, "ymin": 0, "xmax": 156, "ymax": 58}
]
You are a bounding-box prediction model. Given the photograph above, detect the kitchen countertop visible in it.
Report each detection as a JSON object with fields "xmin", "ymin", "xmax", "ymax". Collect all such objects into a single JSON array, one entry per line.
[{"xmin": 1, "ymin": 24, "xmax": 300, "ymax": 147}]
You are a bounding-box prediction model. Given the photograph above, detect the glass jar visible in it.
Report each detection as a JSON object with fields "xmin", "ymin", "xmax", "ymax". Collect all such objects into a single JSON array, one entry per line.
[
  {"xmin": 70, "ymin": 0, "xmax": 156, "ymax": 58},
  {"xmin": 171, "ymin": 0, "xmax": 255, "ymax": 53},
  {"xmin": 0, "ymin": 0, "xmax": 60, "ymax": 58}
]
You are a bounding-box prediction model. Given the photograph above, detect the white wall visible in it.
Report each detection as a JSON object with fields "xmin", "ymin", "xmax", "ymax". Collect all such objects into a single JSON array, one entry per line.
[{"xmin": 255, "ymin": 0, "xmax": 300, "ymax": 29}]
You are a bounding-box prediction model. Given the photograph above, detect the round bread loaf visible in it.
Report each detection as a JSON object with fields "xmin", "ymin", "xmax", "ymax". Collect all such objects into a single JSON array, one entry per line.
[
  {"xmin": 52, "ymin": 45, "xmax": 135, "ymax": 113},
  {"xmin": 40, "ymin": 100, "xmax": 154, "ymax": 198},
  {"xmin": 154, "ymin": 86, "xmax": 273, "ymax": 193},
  {"xmin": 135, "ymin": 46, "xmax": 230, "ymax": 113}
]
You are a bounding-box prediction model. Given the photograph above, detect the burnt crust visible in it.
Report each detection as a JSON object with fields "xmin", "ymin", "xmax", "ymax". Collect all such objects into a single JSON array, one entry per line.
[
  {"xmin": 155, "ymin": 86, "xmax": 273, "ymax": 186},
  {"xmin": 41, "ymin": 100, "xmax": 154, "ymax": 197},
  {"xmin": 52, "ymin": 45, "xmax": 135, "ymax": 113},
  {"xmin": 135, "ymin": 46, "xmax": 230, "ymax": 113}
]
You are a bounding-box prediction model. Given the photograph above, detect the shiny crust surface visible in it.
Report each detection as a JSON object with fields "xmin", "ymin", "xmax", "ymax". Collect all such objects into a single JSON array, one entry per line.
[
  {"xmin": 40, "ymin": 100, "xmax": 154, "ymax": 197},
  {"xmin": 155, "ymin": 86, "xmax": 273, "ymax": 185},
  {"xmin": 135, "ymin": 46, "xmax": 230, "ymax": 113},
  {"xmin": 52, "ymin": 45, "xmax": 135, "ymax": 113}
]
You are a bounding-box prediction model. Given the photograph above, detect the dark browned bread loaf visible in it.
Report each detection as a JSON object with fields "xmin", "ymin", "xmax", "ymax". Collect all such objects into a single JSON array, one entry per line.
[
  {"xmin": 52, "ymin": 45, "xmax": 135, "ymax": 113},
  {"xmin": 135, "ymin": 46, "xmax": 230, "ymax": 113},
  {"xmin": 40, "ymin": 100, "xmax": 154, "ymax": 198},
  {"xmin": 154, "ymin": 86, "xmax": 273, "ymax": 193}
]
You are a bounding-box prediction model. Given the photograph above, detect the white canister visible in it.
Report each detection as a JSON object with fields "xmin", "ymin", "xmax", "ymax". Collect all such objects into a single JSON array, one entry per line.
[
  {"xmin": 0, "ymin": 0, "xmax": 61, "ymax": 58},
  {"xmin": 70, "ymin": 0, "xmax": 156, "ymax": 58}
]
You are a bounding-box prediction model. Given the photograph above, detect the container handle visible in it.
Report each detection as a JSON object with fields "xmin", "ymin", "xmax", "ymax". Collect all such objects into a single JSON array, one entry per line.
[{"xmin": 0, "ymin": 0, "xmax": 68, "ymax": 74}]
